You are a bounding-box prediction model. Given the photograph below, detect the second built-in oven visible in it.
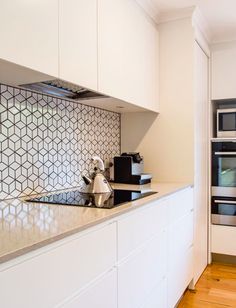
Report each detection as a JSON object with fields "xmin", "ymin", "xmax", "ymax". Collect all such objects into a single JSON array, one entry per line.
[
  {"xmin": 212, "ymin": 141, "xmax": 236, "ymax": 197},
  {"xmin": 212, "ymin": 196, "xmax": 236, "ymax": 226}
]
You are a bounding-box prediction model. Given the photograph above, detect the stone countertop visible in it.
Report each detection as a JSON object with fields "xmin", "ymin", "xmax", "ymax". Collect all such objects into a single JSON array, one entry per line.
[{"xmin": 0, "ymin": 182, "xmax": 192, "ymax": 264}]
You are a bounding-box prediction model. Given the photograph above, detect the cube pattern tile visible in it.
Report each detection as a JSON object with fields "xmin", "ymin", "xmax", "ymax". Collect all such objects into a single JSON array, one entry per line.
[{"xmin": 0, "ymin": 84, "xmax": 120, "ymax": 200}]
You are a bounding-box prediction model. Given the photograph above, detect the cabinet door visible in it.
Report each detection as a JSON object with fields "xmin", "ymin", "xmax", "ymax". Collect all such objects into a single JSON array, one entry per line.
[
  {"xmin": 118, "ymin": 232, "xmax": 167, "ymax": 308},
  {"xmin": 118, "ymin": 198, "xmax": 168, "ymax": 261},
  {"xmin": 0, "ymin": 223, "xmax": 116, "ymax": 308},
  {"xmin": 212, "ymin": 42, "xmax": 236, "ymax": 99},
  {"xmin": 62, "ymin": 269, "xmax": 117, "ymax": 308},
  {"xmin": 141, "ymin": 278, "xmax": 167, "ymax": 308},
  {"xmin": 59, "ymin": 0, "xmax": 97, "ymax": 90},
  {"xmin": 211, "ymin": 225, "xmax": 236, "ymax": 256},
  {"xmin": 0, "ymin": 0, "xmax": 58, "ymax": 76},
  {"xmin": 98, "ymin": 0, "xmax": 159, "ymax": 112},
  {"xmin": 168, "ymin": 247, "xmax": 193, "ymax": 308}
]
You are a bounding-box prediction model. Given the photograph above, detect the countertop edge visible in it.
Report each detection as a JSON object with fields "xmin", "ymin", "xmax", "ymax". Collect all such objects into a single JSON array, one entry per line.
[{"xmin": 0, "ymin": 183, "xmax": 193, "ymax": 265}]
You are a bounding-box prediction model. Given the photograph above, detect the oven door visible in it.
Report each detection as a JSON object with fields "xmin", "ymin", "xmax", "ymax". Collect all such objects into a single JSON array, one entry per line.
[
  {"xmin": 212, "ymin": 197, "xmax": 236, "ymax": 226},
  {"xmin": 217, "ymin": 109, "xmax": 236, "ymax": 137},
  {"xmin": 212, "ymin": 142, "xmax": 236, "ymax": 197}
]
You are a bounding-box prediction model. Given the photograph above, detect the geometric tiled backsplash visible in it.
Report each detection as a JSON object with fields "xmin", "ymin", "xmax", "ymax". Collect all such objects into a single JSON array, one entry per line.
[{"xmin": 0, "ymin": 84, "xmax": 120, "ymax": 200}]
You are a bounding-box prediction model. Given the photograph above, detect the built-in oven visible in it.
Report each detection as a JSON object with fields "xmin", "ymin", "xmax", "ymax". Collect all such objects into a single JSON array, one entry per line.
[
  {"xmin": 212, "ymin": 196, "xmax": 236, "ymax": 226},
  {"xmin": 212, "ymin": 141, "xmax": 236, "ymax": 197}
]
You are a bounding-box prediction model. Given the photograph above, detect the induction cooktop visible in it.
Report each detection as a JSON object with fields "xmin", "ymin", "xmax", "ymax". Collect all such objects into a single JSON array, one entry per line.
[{"xmin": 26, "ymin": 189, "xmax": 157, "ymax": 209}]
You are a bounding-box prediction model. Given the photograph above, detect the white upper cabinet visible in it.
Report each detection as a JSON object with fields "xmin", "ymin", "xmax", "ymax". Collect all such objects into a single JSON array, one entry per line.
[
  {"xmin": 59, "ymin": 0, "xmax": 98, "ymax": 91},
  {"xmin": 0, "ymin": 0, "xmax": 58, "ymax": 77},
  {"xmin": 98, "ymin": 0, "xmax": 159, "ymax": 112},
  {"xmin": 212, "ymin": 41, "xmax": 236, "ymax": 100}
]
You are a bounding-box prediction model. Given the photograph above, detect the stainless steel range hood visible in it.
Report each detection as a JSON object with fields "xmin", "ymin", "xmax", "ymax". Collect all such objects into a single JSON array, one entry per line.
[{"xmin": 20, "ymin": 79, "xmax": 107, "ymax": 100}]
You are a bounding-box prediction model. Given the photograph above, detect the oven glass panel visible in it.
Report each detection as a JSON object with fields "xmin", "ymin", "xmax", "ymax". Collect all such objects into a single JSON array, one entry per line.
[
  {"xmin": 218, "ymin": 156, "xmax": 236, "ymax": 187},
  {"xmin": 219, "ymin": 112, "xmax": 236, "ymax": 131}
]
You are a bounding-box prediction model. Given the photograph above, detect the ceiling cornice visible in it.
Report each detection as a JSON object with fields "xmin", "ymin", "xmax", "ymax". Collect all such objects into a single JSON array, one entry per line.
[
  {"xmin": 135, "ymin": 0, "xmax": 160, "ymax": 23},
  {"xmin": 135, "ymin": 1, "xmax": 213, "ymax": 44},
  {"xmin": 158, "ymin": 6, "xmax": 195, "ymax": 24}
]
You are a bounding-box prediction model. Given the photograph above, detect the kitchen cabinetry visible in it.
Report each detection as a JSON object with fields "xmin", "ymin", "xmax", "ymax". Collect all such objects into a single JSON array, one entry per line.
[
  {"xmin": 98, "ymin": 0, "xmax": 159, "ymax": 112},
  {"xmin": 211, "ymin": 225, "xmax": 236, "ymax": 256},
  {"xmin": 0, "ymin": 0, "xmax": 58, "ymax": 77},
  {"xmin": 62, "ymin": 269, "xmax": 117, "ymax": 308},
  {"xmin": 59, "ymin": 0, "xmax": 98, "ymax": 90},
  {"xmin": 212, "ymin": 41, "xmax": 236, "ymax": 100},
  {"xmin": 167, "ymin": 189, "xmax": 194, "ymax": 308},
  {"xmin": 118, "ymin": 233, "xmax": 167, "ymax": 308},
  {"xmin": 0, "ymin": 223, "xmax": 116, "ymax": 308},
  {"xmin": 0, "ymin": 0, "xmax": 159, "ymax": 112},
  {"xmin": 0, "ymin": 187, "xmax": 193, "ymax": 308}
]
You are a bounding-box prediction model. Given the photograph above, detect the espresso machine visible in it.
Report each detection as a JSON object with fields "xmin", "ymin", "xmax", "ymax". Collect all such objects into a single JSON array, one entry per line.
[{"xmin": 110, "ymin": 152, "xmax": 152, "ymax": 185}]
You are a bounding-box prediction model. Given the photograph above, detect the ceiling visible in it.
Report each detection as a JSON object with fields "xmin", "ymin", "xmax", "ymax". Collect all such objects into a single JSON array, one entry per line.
[{"xmin": 139, "ymin": 0, "xmax": 236, "ymax": 43}]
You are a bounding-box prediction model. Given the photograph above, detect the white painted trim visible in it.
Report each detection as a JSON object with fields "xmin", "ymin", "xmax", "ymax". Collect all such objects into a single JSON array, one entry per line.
[
  {"xmin": 134, "ymin": 0, "xmax": 159, "ymax": 23},
  {"xmin": 194, "ymin": 30, "xmax": 211, "ymax": 58},
  {"xmin": 192, "ymin": 7, "xmax": 212, "ymax": 49},
  {"xmin": 158, "ymin": 6, "xmax": 195, "ymax": 24}
]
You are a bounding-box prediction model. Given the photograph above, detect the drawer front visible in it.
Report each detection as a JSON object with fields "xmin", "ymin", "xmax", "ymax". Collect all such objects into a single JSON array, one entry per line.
[
  {"xmin": 118, "ymin": 232, "xmax": 167, "ymax": 308},
  {"xmin": 168, "ymin": 247, "xmax": 193, "ymax": 308},
  {"xmin": 61, "ymin": 269, "xmax": 117, "ymax": 308},
  {"xmin": 168, "ymin": 188, "xmax": 193, "ymax": 223},
  {"xmin": 141, "ymin": 278, "xmax": 167, "ymax": 308},
  {"xmin": 0, "ymin": 223, "xmax": 116, "ymax": 308},
  {"xmin": 211, "ymin": 224, "xmax": 236, "ymax": 256},
  {"xmin": 169, "ymin": 212, "xmax": 194, "ymax": 261},
  {"xmin": 118, "ymin": 198, "xmax": 168, "ymax": 260}
]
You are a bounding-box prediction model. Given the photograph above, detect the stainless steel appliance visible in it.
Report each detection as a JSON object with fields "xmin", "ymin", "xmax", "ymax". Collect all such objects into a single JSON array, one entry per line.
[
  {"xmin": 20, "ymin": 79, "xmax": 107, "ymax": 101},
  {"xmin": 26, "ymin": 189, "xmax": 157, "ymax": 209},
  {"xmin": 81, "ymin": 156, "xmax": 113, "ymax": 194},
  {"xmin": 111, "ymin": 153, "xmax": 152, "ymax": 185},
  {"xmin": 217, "ymin": 108, "xmax": 236, "ymax": 137},
  {"xmin": 212, "ymin": 141, "xmax": 236, "ymax": 197},
  {"xmin": 212, "ymin": 196, "xmax": 236, "ymax": 226}
]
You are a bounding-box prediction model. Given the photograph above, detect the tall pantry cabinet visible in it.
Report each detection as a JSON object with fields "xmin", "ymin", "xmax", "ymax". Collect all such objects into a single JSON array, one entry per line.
[{"xmin": 121, "ymin": 11, "xmax": 209, "ymax": 286}]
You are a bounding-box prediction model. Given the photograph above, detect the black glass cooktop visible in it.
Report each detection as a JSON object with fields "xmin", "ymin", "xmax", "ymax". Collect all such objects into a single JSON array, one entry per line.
[{"xmin": 26, "ymin": 189, "xmax": 157, "ymax": 209}]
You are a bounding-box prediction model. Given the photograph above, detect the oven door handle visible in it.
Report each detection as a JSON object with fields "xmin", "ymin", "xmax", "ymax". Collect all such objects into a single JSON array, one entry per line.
[
  {"xmin": 214, "ymin": 152, "xmax": 236, "ymax": 155},
  {"xmin": 214, "ymin": 199, "xmax": 236, "ymax": 204}
]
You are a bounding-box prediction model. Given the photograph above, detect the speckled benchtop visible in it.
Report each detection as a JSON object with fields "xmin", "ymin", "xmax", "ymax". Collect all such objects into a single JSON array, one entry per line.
[{"xmin": 0, "ymin": 182, "xmax": 192, "ymax": 264}]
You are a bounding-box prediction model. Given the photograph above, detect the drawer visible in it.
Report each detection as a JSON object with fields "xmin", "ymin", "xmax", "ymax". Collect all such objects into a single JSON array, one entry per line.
[
  {"xmin": 169, "ymin": 212, "xmax": 194, "ymax": 261},
  {"xmin": 118, "ymin": 198, "xmax": 168, "ymax": 260},
  {"xmin": 167, "ymin": 247, "xmax": 193, "ymax": 308},
  {"xmin": 61, "ymin": 269, "xmax": 117, "ymax": 308},
  {"xmin": 118, "ymin": 232, "xmax": 167, "ymax": 308},
  {"xmin": 168, "ymin": 188, "xmax": 193, "ymax": 223},
  {"xmin": 140, "ymin": 278, "xmax": 167, "ymax": 308},
  {"xmin": 211, "ymin": 224, "xmax": 236, "ymax": 256},
  {"xmin": 0, "ymin": 222, "xmax": 116, "ymax": 308}
]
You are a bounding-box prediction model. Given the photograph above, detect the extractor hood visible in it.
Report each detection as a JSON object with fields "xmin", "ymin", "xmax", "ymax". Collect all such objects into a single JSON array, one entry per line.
[{"xmin": 20, "ymin": 79, "xmax": 107, "ymax": 100}]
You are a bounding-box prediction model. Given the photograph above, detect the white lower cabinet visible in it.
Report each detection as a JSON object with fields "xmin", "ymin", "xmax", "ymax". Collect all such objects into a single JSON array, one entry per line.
[
  {"xmin": 141, "ymin": 278, "xmax": 167, "ymax": 308},
  {"xmin": 0, "ymin": 188, "xmax": 194, "ymax": 308},
  {"xmin": 168, "ymin": 247, "xmax": 193, "ymax": 308},
  {"xmin": 0, "ymin": 223, "xmax": 116, "ymax": 308},
  {"xmin": 61, "ymin": 269, "xmax": 117, "ymax": 308},
  {"xmin": 211, "ymin": 224, "xmax": 236, "ymax": 256},
  {"xmin": 118, "ymin": 232, "xmax": 167, "ymax": 308},
  {"xmin": 167, "ymin": 188, "xmax": 194, "ymax": 308}
]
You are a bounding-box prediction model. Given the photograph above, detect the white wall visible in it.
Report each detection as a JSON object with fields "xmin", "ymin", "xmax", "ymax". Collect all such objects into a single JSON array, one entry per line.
[{"xmin": 121, "ymin": 18, "xmax": 195, "ymax": 182}]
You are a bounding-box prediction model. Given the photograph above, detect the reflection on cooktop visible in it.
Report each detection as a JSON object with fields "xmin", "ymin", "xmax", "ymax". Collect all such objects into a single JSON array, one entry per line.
[{"xmin": 26, "ymin": 189, "xmax": 157, "ymax": 209}]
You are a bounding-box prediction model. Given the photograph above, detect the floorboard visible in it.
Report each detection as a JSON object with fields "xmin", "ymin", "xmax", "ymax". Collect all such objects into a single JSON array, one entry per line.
[{"xmin": 177, "ymin": 263, "xmax": 236, "ymax": 308}]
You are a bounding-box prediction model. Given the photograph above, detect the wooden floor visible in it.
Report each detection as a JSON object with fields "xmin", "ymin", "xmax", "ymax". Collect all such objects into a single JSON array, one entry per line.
[{"xmin": 178, "ymin": 263, "xmax": 236, "ymax": 308}]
